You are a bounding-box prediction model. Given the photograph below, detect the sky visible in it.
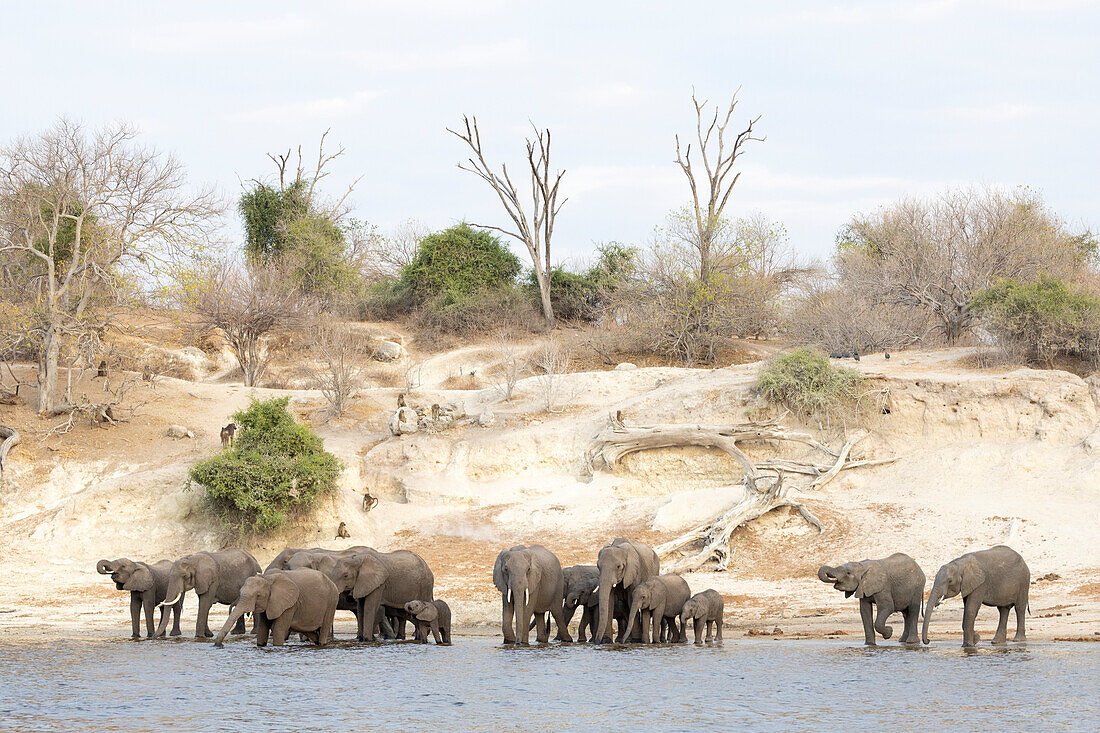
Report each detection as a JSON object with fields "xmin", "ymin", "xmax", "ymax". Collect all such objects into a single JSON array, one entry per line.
[{"xmin": 2, "ymin": 1, "xmax": 1097, "ymax": 266}]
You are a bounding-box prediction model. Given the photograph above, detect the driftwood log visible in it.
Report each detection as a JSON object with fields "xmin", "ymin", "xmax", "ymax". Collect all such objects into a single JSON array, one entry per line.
[
  {"xmin": 0, "ymin": 424, "xmax": 20, "ymax": 478},
  {"xmin": 586, "ymin": 418, "xmax": 897, "ymax": 573}
]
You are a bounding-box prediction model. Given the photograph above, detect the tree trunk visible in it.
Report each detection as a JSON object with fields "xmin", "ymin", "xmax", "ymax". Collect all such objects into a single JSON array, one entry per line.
[
  {"xmin": 0, "ymin": 425, "xmax": 20, "ymax": 478},
  {"xmin": 534, "ymin": 265, "xmax": 554, "ymax": 324},
  {"xmin": 37, "ymin": 328, "xmax": 60, "ymax": 415}
]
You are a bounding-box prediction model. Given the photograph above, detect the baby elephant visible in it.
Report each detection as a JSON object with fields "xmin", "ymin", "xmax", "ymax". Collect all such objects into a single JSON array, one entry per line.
[
  {"xmin": 624, "ymin": 574, "xmax": 691, "ymax": 644},
  {"xmin": 818, "ymin": 552, "xmax": 925, "ymax": 645},
  {"xmin": 680, "ymin": 589, "xmax": 724, "ymax": 644},
  {"xmin": 404, "ymin": 599, "xmax": 452, "ymax": 645}
]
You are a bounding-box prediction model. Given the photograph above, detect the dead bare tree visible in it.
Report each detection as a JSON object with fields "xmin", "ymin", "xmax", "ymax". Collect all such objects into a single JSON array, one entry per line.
[
  {"xmin": 0, "ymin": 119, "xmax": 220, "ymax": 414},
  {"xmin": 0, "ymin": 424, "xmax": 19, "ymax": 479},
  {"xmin": 586, "ymin": 418, "xmax": 896, "ymax": 572},
  {"xmin": 448, "ymin": 116, "xmax": 566, "ymax": 324},
  {"xmin": 306, "ymin": 316, "xmax": 367, "ymax": 417},
  {"xmin": 185, "ymin": 261, "xmax": 310, "ymax": 387},
  {"xmin": 675, "ymin": 89, "xmax": 764, "ymax": 287},
  {"xmin": 531, "ymin": 337, "xmax": 577, "ymax": 413},
  {"xmin": 266, "ymin": 129, "xmax": 360, "ymax": 221},
  {"xmin": 492, "ymin": 335, "xmax": 526, "ymax": 402}
]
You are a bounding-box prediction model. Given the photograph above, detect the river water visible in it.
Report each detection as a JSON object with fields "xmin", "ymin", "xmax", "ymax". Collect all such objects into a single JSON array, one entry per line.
[{"xmin": 0, "ymin": 634, "xmax": 1096, "ymax": 732}]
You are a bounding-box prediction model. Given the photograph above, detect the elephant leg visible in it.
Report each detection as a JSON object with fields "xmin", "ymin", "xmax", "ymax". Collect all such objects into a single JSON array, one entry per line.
[
  {"xmin": 902, "ymin": 601, "xmax": 920, "ymax": 643},
  {"xmin": 961, "ymin": 595, "xmax": 981, "ymax": 647},
  {"xmin": 129, "ymin": 594, "xmax": 142, "ymax": 639},
  {"xmin": 255, "ymin": 615, "xmax": 271, "ymax": 647},
  {"xmin": 431, "ymin": 621, "xmax": 442, "ymax": 645},
  {"xmin": 642, "ymin": 610, "xmax": 652, "ymax": 644},
  {"xmin": 577, "ymin": 608, "xmax": 590, "ymax": 643},
  {"xmin": 859, "ymin": 598, "xmax": 876, "ymax": 646},
  {"xmin": 319, "ymin": 607, "xmax": 333, "ymax": 647},
  {"xmin": 992, "ymin": 607, "xmax": 1010, "ymax": 645},
  {"xmin": 1013, "ymin": 590, "xmax": 1028, "ymax": 642},
  {"xmin": 873, "ymin": 602, "xmax": 894, "ymax": 640},
  {"xmin": 550, "ymin": 603, "xmax": 573, "ymax": 643},
  {"xmin": 270, "ymin": 615, "xmax": 293, "ymax": 646},
  {"xmin": 534, "ymin": 611, "xmax": 549, "ymax": 643},
  {"xmin": 233, "ymin": 615, "xmax": 247, "ymax": 634},
  {"xmin": 142, "ymin": 593, "xmax": 156, "ymax": 638},
  {"xmin": 694, "ymin": 618, "xmax": 704, "ymax": 644},
  {"xmin": 358, "ymin": 590, "xmax": 384, "ymax": 642},
  {"xmin": 171, "ymin": 600, "xmax": 183, "ymax": 636},
  {"xmin": 195, "ymin": 594, "xmax": 215, "ymax": 638},
  {"xmin": 501, "ymin": 592, "xmax": 516, "ymax": 643}
]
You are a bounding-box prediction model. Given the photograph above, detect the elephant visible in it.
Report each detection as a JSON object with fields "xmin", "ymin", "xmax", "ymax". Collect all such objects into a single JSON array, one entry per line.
[
  {"xmin": 155, "ymin": 549, "xmax": 261, "ymax": 639},
  {"xmin": 280, "ymin": 546, "xmax": 382, "ymax": 637},
  {"xmin": 564, "ymin": 569, "xmax": 601, "ymax": 642},
  {"xmin": 493, "ymin": 544, "xmax": 572, "ymax": 645},
  {"xmin": 680, "ymin": 589, "xmax": 724, "ymax": 644},
  {"xmin": 923, "ymin": 545, "xmax": 1030, "ymax": 647},
  {"xmin": 96, "ymin": 558, "xmax": 184, "ymax": 638},
  {"xmin": 213, "ymin": 568, "xmax": 338, "ymax": 647},
  {"xmin": 623, "ymin": 573, "xmax": 691, "ymax": 644},
  {"xmin": 324, "ymin": 548, "xmax": 434, "ymax": 642},
  {"xmin": 818, "ymin": 552, "xmax": 925, "ymax": 645},
  {"xmin": 594, "ymin": 538, "xmax": 660, "ymax": 643},
  {"xmin": 404, "ymin": 599, "xmax": 452, "ymax": 645}
]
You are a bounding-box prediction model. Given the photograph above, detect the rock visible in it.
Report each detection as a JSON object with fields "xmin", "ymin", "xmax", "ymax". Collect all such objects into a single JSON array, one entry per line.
[
  {"xmin": 388, "ymin": 407, "xmax": 419, "ymax": 435},
  {"xmin": 780, "ymin": 608, "xmax": 794, "ymax": 619},
  {"xmin": 478, "ymin": 410, "xmax": 496, "ymax": 428},
  {"xmin": 373, "ymin": 340, "xmax": 407, "ymax": 362},
  {"xmin": 614, "ymin": 362, "xmax": 638, "ymax": 371},
  {"xmin": 1083, "ymin": 428, "xmax": 1100, "ymax": 455},
  {"xmin": 166, "ymin": 425, "xmax": 193, "ymax": 439}
]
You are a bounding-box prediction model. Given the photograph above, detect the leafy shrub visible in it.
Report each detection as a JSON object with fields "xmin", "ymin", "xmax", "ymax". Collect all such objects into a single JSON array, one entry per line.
[
  {"xmin": 756, "ymin": 348, "xmax": 864, "ymax": 419},
  {"xmin": 401, "ymin": 224, "xmax": 521, "ymax": 301},
  {"xmin": 189, "ymin": 397, "xmax": 343, "ymax": 535},
  {"xmin": 414, "ymin": 286, "xmax": 543, "ymax": 342},
  {"xmin": 971, "ymin": 276, "xmax": 1100, "ymax": 367},
  {"xmin": 528, "ymin": 243, "xmax": 639, "ymax": 323}
]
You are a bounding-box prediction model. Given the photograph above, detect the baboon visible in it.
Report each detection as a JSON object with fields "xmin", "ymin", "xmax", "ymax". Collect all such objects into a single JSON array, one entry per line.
[
  {"xmin": 431, "ymin": 403, "xmax": 440, "ymax": 421},
  {"xmin": 141, "ymin": 364, "xmax": 153, "ymax": 382},
  {"xmin": 397, "ymin": 393, "xmax": 406, "ymax": 408},
  {"xmin": 853, "ymin": 349, "xmax": 860, "ymax": 362},
  {"xmin": 96, "ymin": 360, "xmax": 108, "ymax": 379},
  {"xmin": 335, "ymin": 521, "xmax": 350, "ymax": 539},
  {"xmin": 615, "ymin": 410, "xmax": 625, "ymax": 424},
  {"xmin": 884, "ymin": 351, "xmax": 891, "ymax": 360},
  {"xmin": 220, "ymin": 422, "xmax": 237, "ymax": 448},
  {"xmin": 362, "ymin": 492, "xmax": 378, "ymax": 512}
]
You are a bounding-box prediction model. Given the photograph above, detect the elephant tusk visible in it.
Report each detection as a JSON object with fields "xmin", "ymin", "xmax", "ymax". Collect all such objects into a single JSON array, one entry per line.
[{"xmin": 160, "ymin": 593, "xmax": 181, "ymax": 607}]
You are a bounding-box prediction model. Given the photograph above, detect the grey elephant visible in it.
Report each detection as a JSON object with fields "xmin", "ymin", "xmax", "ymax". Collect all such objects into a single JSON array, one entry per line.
[
  {"xmin": 213, "ymin": 568, "xmax": 338, "ymax": 647},
  {"xmin": 96, "ymin": 558, "xmax": 184, "ymax": 638},
  {"xmin": 280, "ymin": 546, "xmax": 382, "ymax": 637},
  {"xmin": 493, "ymin": 544, "xmax": 572, "ymax": 644},
  {"xmin": 404, "ymin": 599, "xmax": 452, "ymax": 645},
  {"xmin": 155, "ymin": 549, "xmax": 261, "ymax": 639},
  {"xmin": 923, "ymin": 545, "xmax": 1030, "ymax": 647},
  {"xmin": 594, "ymin": 538, "xmax": 660, "ymax": 643},
  {"xmin": 324, "ymin": 548, "xmax": 434, "ymax": 642},
  {"xmin": 564, "ymin": 570, "xmax": 600, "ymax": 642},
  {"xmin": 818, "ymin": 552, "xmax": 925, "ymax": 645},
  {"xmin": 680, "ymin": 589, "xmax": 724, "ymax": 644},
  {"xmin": 623, "ymin": 573, "xmax": 691, "ymax": 644}
]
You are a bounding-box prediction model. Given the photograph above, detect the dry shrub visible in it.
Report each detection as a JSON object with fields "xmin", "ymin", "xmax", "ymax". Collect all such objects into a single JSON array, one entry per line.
[
  {"xmin": 787, "ymin": 283, "xmax": 931, "ymax": 352},
  {"xmin": 413, "ymin": 288, "xmax": 545, "ymax": 349},
  {"xmin": 440, "ymin": 373, "xmax": 483, "ymax": 390}
]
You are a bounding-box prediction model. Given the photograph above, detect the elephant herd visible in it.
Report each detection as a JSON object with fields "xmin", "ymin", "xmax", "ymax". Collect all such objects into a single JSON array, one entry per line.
[{"xmin": 96, "ymin": 538, "xmax": 1031, "ymax": 650}]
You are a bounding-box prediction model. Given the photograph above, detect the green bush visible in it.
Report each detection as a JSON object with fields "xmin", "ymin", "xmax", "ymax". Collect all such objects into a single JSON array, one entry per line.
[
  {"xmin": 189, "ymin": 397, "xmax": 343, "ymax": 535},
  {"xmin": 526, "ymin": 243, "xmax": 639, "ymax": 322},
  {"xmin": 971, "ymin": 276, "xmax": 1100, "ymax": 366},
  {"xmin": 401, "ymin": 224, "xmax": 521, "ymax": 301},
  {"xmin": 414, "ymin": 286, "xmax": 542, "ymax": 341},
  {"xmin": 756, "ymin": 348, "xmax": 864, "ymax": 419}
]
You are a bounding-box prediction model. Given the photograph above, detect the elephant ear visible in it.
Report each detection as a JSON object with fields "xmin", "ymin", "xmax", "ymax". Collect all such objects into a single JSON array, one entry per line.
[
  {"xmin": 621, "ymin": 545, "xmax": 641, "ymax": 588},
  {"xmin": 193, "ymin": 559, "xmax": 217, "ymax": 596},
  {"xmin": 123, "ymin": 563, "xmax": 155, "ymax": 593},
  {"xmin": 492, "ymin": 551, "xmax": 508, "ymax": 593},
  {"xmin": 352, "ymin": 555, "xmax": 387, "ymax": 599},
  {"xmin": 267, "ymin": 576, "xmax": 299, "ymax": 619},
  {"xmin": 525, "ymin": 554, "xmax": 543, "ymax": 590},
  {"xmin": 958, "ymin": 556, "xmax": 986, "ymax": 597},
  {"xmin": 415, "ymin": 604, "xmax": 438, "ymax": 623},
  {"xmin": 855, "ymin": 563, "xmax": 887, "ymax": 598}
]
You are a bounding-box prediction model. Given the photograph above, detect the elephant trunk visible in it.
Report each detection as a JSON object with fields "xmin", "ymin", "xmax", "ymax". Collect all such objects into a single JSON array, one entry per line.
[
  {"xmin": 818, "ymin": 565, "xmax": 837, "ymax": 583},
  {"xmin": 595, "ymin": 566, "xmax": 616, "ymax": 643},
  {"xmin": 96, "ymin": 560, "xmax": 114, "ymax": 575},
  {"xmin": 159, "ymin": 574, "xmax": 186, "ymax": 608},
  {"xmin": 214, "ymin": 602, "xmax": 249, "ymax": 647},
  {"xmin": 623, "ymin": 598, "xmax": 641, "ymax": 642},
  {"xmin": 510, "ymin": 577, "xmax": 528, "ymax": 642},
  {"xmin": 922, "ymin": 581, "xmax": 945, "ymax": 645}
]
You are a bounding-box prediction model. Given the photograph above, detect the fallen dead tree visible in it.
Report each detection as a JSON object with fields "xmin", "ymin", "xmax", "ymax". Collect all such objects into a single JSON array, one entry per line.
[
  {"xmin": 586, "ymin": 417, "xmax": 897, "ymax": 572},
  {"xmin": 0, "ymin": 425, "xmax": 19, "ymax": 478}
]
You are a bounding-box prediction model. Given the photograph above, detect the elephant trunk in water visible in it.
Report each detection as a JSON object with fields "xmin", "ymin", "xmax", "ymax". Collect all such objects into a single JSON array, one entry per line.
[
  {"xmin": 213, "ymin": 603, "xmax": 248, "ymax": 647},
  {"xmin": 595, "ymin": 565, "xmax": 616, "ymax": 643},
  {"xmin": 922, "ymin": 579, "xmax": 946, "ymax": 645},
  {"xmin": 509, "ymin": 577, "xmax": 528, "ymax": 642}
]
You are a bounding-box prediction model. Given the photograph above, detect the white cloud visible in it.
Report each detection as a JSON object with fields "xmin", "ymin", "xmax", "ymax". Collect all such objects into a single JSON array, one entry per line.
[
  {"xmin": 226, "ymin": 90, "xmax": 383, "ymax": 123},
  {"xmin": 344, "ymin": 38, "xmax": 528, "ymax": 72},
  {"xmin": 131, "ymin": 13, "xmax": 308, "ymax": 52}
]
